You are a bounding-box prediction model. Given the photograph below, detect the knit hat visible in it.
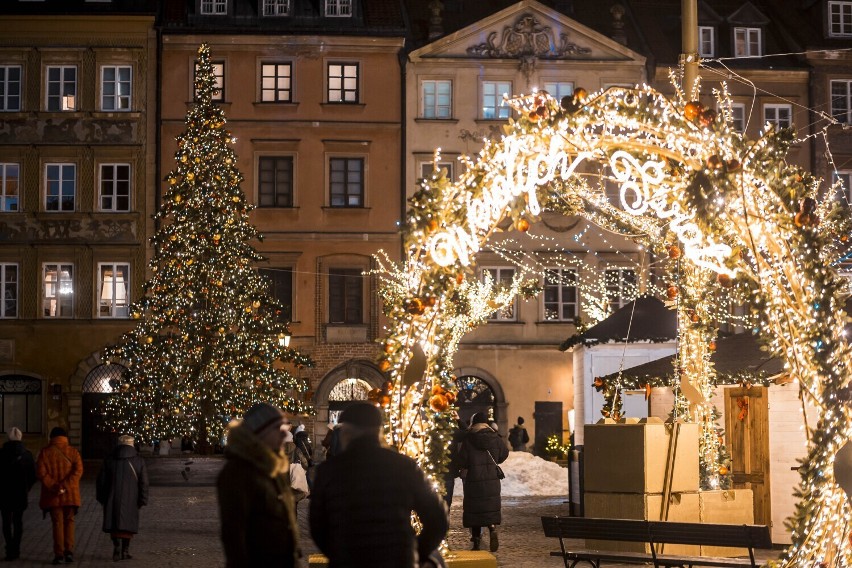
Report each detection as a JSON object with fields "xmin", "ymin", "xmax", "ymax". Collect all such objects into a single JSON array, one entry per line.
[
  {"xmin": 339, "ymin": 402, "xmax": 383, "ymax": 429},
  {"xmin": 118, "ymin": 435, "xmax": 135, "ymax": 446},
  {"xmin": 517, "ymin": 416, "xmax": 525, "ymax": 425},
  {"xmin": 470, "ymin": 412, "xmax": 489, "ymax": 426},
  {"xmin": 8, "ymin": 427, "xmax": 22, "ymax": 442},
  {"xmin": 243, "ymin": 403, "xmax": 287, "ymax": 434},
  {"xmin": 49, "ymin": 427, "xmax": 67, "ymax": 439},
  {"xmin": 295, "ymin": 424, "xmax": 305, "ymax": 434}
]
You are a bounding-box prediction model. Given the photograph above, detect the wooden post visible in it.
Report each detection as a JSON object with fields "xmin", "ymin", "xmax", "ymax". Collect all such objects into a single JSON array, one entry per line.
[
  {"xmin": 681, "ymin": 0, "xmax": 699, "ymax": 99},
  {"xmin": 657, "ymin": 421, "xmax": 681, "ymax": 554}
]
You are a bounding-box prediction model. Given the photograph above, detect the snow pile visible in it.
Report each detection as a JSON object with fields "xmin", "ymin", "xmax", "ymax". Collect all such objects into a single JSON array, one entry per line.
[{"xmin": 452, "ymin": 451, "xmax": 568, "ymax": 497}]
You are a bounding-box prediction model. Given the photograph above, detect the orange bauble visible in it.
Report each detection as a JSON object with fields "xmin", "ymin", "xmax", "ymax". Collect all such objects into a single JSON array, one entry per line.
[
  {"xmin": 667, "ymin": 245, "xmax": 681, "ymax": 260},
  {"xmin": 384, "ymin": 342, "xmax": 394, "ymax": 354},
  {"xmin": 431, "ymin": 384, "xmax": 444, "ymax": 396},
  {"xmin": 718, "ymin": 465, "xmax": 729, "ymax": 476},
  {"xmin": 444, "ymin": 391, "xmax": 457, "ymax": 404},
  {"xmin": 709, "ymin": 340, "xmax": 717, "ymax": 352},
  {"xmin": 378, "ymin": 359, "xmax": 391, "ymax": 372},
  {"xmin": 684, "ymin": 101, "xmax": 703, "ymax": 121},
  {"xmin": 666, "ymin": 285, "xmax": 678, "ymax": 300},
  {"xmin": 429, "ymin": 394, "xmax": 449, "ymax": 412},
  {"xmin": 516, "ymin": 218, "xmax": 530, "ymax": 232},
  {"xmin": 379, "ymin": 395, "xmax": 391, "ymax": 406},
  {"xmin": 573, "ymin": 87, "xmax": 588, "ymax": 103},
  {"xmin": 717, "ymin": 273, "xmax": 734, "ymax": 288},
  {"xmin": 405, "ymin": 297, "xmax": 425, "ymax": 315}
]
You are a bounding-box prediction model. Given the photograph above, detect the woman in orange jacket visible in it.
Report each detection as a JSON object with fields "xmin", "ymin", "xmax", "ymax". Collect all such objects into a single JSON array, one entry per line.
[{"xmin": 36, "ymin": 427, "xmax": 83, "ymax": 565}]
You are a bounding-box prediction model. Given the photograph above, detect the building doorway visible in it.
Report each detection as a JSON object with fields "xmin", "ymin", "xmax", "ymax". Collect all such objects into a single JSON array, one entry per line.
[
  {"xmin": 82, "ymin": 364, "xmax": 123, "ymax": 459},
  {"xmin": 327, "ymin": 377, "xmax": 373, "ymax": 424},
  {"xmin": 454, "ymin": 374, "xmax": 497, "ymax": 426}
]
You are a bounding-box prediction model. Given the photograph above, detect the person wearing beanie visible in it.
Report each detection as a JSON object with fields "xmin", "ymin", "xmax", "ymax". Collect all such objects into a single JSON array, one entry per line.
[
  {"xmin": 0, "ymin": 427, "xmax": 36, "ymax": 560},
  {"xmin": 310, "ymin": 401, "xmax": 448, "ymax": 568},
  {"xmin": 508, "ymin": 416, "xmax": 530, "ymax": 452},
  {"xmin": 458, "ymin": 411, "xmax": 509, "ymax": 552},
  {"xmin": 96, "ymin": 434, "xmax": 149, "ymax": 561},
  {"xmin": 36, "ymin": 426, "xmax": 83, "ymax": 564},
  {"xmin": 217, "ymin": 402, "xmax": 300, "ymax": 567}
]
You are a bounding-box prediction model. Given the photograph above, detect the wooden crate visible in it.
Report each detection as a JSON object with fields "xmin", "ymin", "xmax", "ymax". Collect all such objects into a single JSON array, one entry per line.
[
  {"xmin": 699, "ymin": 489, "xmax": 755, "ymax": 557},
  {"xmin": 584, "ymin": 420, "xmax": 699, "ymax": 494},
  {"xmin": 584, "ymin": 491, "xmax": 700, "ymax": 555}
]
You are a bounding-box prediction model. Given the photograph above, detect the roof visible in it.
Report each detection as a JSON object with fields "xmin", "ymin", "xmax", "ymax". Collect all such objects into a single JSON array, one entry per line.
[
  {"xmin": 0, "ymin": 0, "xmax": 158, "ymax": 15},
  {"xmin": 560, "ymin": 296, "xmax": 677, "ymax": 350}
]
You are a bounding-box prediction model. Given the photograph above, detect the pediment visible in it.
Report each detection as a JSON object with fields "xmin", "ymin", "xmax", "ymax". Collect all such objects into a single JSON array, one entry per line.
[
  {"xmin": 409, "ymin": 0, "xmax": 644, "ymax": 65},
  {"xmin": 727, "ymin": 2, "xmax": 770, "ymax": 25},
  {"xmin": 697, "ymin": 1, "xmax": 723, "ymax": 24}
]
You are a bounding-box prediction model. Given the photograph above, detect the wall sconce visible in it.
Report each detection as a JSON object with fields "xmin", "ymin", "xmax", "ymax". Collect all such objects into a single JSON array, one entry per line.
[{"xmin": 278, "ymin": 331, "xmax": 291, "ymax": 348}]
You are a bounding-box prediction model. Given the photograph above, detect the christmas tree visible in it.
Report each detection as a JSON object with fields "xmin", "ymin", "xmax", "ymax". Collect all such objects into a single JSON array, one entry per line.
[{"xmin": 102, "ymin": 44, "xmax": 313, "ymax": 448}]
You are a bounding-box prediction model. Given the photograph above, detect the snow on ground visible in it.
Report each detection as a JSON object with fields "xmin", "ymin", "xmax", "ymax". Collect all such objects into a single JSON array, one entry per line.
[{"xmin": 452, "ymin": 451, "xmax": 569, "ymax": 497}]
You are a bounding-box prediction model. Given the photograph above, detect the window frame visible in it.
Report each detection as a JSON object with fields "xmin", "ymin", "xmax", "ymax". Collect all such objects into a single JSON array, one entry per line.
[
  {"xmin": 541, "ymin": 81, "xmax": 573, "ymax": 102},
  {"xmin": 259, "ymin": 267, "xmax": 293, "ymax": 321},
  {"xmin": 328, "ymin": 268, "xmax": 363, "ymax": 324},
  {"xmin": 44, "ymin": 163, "xmax": 76, "ymax": 212},
  {"xmin": 200, "ymin": 0, "xmax": 227, "ymax": 14},
  {"xmin": 833, "ymin": 170, "xmax": 852, "ymax": 203},
  {"xmin": 604, "ymin": 267, "xmax": 636, "ymax": 312},
  {"xmin": 0, "ymin": 66, "xmax": 22, "ymax": 112},
  {"xmin": 763, "ymin": 103, "xmax": 793, "ymax": 130},
  {"xmin": 481, "ymin": 80, "xmax": 512, "ymax": 120},
  {"xmin": 42, "ymin": 262, "xmax": 74, "ymax": 318},
  {"xmin": 730, "ymin": 102, "xmax": 746, "ymax": 132},
  {"xmin": 733, "ymin": 27, "xmax": 762, "ymax": 58},
  {"xmin": 419, "ymin": 160, "xmax": 454, "ymax": 183},
  {"xmin": 324, "ymin": 0, "xmax": 352, "ymax": 17},
  {"xmin": 831, "ymin": 79, "xmax": 852, "ymax": 124},
  {"xmin": 98, "ymin": 163, "xmax": 131, "ymax": 212},
  {"xmin": 0, "ymin": 264, "xmax": 18, "ymax": 319},
  {"xmin": 421, "ymin": 79, "xmax": 452, "ymax": 119},
  {"xmin": 97, "ymin": 262, "xmax": 130, "ymax": 318},
  {"xmin": 543, "ymin": 267, "xmax": 579, "ymax": 322},
  {"xmin": 0, "ymin": 376, "xmax": 42, "ymax": 435},
  {"xmin": 829, "ymin": 1, "xmax": 852, "ymax": 37},
  {"xmin": 0, "ymin": 163, "xmax": 19, "ymax": 212},
  {"xmin": 260, "ymin": 62, "xmax": 293, "ymax": 103},
  {"xmin": 262, "ymin": 0, "xmax": 290, "ymax": 16},
  {"xmin": 45, "ymin": 65, "xmax": 77, "ymax": 111},
  {"xmin": 327, "ymin": 62, "xmax": 359, "ymax": 104},
  {"xmin": 257, "ymin": 156, "xmax": 294, "ymax": 208},
  {"xmin": 482, "ymin": 266, "xmax": 517, "ymax": 322},
  {"xmin": 328, "ymin": 156, "xmax": 364, "ymax": 208},
  {"xmin": 698, "ymin": 26, "xmax": 715, "ymax": 57},
  {"xmin": 100, "ymin": 65, "xmax": 132, "ymax": 112}
]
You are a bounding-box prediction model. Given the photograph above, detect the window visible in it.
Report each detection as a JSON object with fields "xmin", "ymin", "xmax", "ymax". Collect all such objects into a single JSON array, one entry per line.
[
  {"xmin": 327, "ymin": 63, "xmax": 358, "ymax": 103},
  {"xmin": 544, "ymin": 268, "xmax": 578, "ymax": 321},
  {"xmin": 45, "ymin": 164, "xmax": 75, "ymax": 211},
  {"xmin": 325, "ymin": 0, "xmax": 352, "ymax": 17},
  {"xmin": 328, "ymin": 268, "xmax": 362, "ymax": 324},
  {"xmin": 605, "ymin": 268, "xmax": 636, "ymax": 312},
  {"xmin": 833, "ymin": 171, "xmax": 852, "ymax": 202},
  {"xmin": 99, "ymin": 164, "xmax": 130, "ymax": 212},
  {"xmin": 542, "ymin": 81, "xmax": 573, "ymax": 101},
  {"xmin": 764, "ymin": 104, "xmax": 792, "ymax": 130},
  {"xmin": 831, "ymin": 80, "xmax": 852, "ymax": 124},
  {"xmin": 262, "ymin": 0, "xmax": 290, "ymax": 15},
  {"xmin": 261, "ymin": 63, "xmax": 292, "ymax": 102},
  {"xmin": 734, "ymin": 27, "xmax": 761, "ymax": 57},
  {"xmin": 482, "ymin": 81, "xmax": 511, "ymax": 119},
  {"xmin": 259, "ymin": 268, "xmax": 293, "ymax": 320},
  {"xmin": 200, "ymin": 0, "xmax": 227, "ymax": 14},
  {"xmin": 101, "ymin": 65, "xmax": 131, "ymax": 111},
  {"xmin": 258, "ymin": 157, "xmax": 293, "ymax": 207},
  {"xmin": 0, "ymin": 66, "xmax": 21, "ymax": 111},
  {"xmin": 0, "ymin": 264, "xmax": 17, "ymax": 318},
  {"xmin": 98, "ymin": 263, "xmax": 129, "ymax": 318},
  {"xmin": 0, "ymin": 164, "xmax": 19, "ymax": 212},
  {"xmin": 43, "ymin": 263, "xmax": 73, "ymax": 318},
  {"xmin": 196, "ymin": 62, "xmax": 224, "ymax": 101},
  {"xmin": 46, "ymin": 66, "xmax": 77, "ymax": 111},
  {"xmin": 730, "ymin": 103, "xmax": 746, "ymax": 132},
  {"xmin": 421, "ymin": 80, "xmax": 452, "ymax": 119},
  {"xmin": 0, "ymin": 376, "xmax": 42, "ymax": 434},
  {"xmin": 329, "ymin": 157, "xmax": 363, "ymax": 207},
  {"xmin": 420, "ymin": 161, "xmax": 454, "ymax": 182},
  {"xmin": 698, "ymin": 26, "xmax": 715, "ymax": 57},
  {"xmin": 829, "ymin": 2, "xmax": 852, "ymax": 36},
  {"xmin": 482, "ymin": 267, "xmax": 516, "ymax": 321}
]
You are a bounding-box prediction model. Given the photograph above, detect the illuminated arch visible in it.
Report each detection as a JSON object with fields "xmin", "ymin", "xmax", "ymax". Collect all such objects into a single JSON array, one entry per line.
[{"xmin": 378, "ymin": 84, "xmax": 852, "ymax": 566}]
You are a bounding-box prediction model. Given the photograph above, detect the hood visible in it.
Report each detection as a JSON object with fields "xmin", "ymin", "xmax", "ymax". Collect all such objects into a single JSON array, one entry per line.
[
  {"xmin": 112, "ymin": 444, "xmax": 137, "ymax": 459},
  {"xmin": 225, "ymin": 422, "xmax": 289, "ymax": 478},
  {"xmin": 466, "ymin": 424, "xmax": 500, "ymax": 451}
]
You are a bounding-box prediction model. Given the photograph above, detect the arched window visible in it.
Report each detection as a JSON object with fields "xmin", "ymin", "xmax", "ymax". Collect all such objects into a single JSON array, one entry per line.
[
  {"xmin": 83, "ymin": 363, "xmax": 125, "ymax": 393},
  {"xmin": 0, "ymin": 375, "xmax": 42, "ymax": 434},
  {"xmin": 328, "ymin": 378, "xmax": 372, "ymax": 424}
]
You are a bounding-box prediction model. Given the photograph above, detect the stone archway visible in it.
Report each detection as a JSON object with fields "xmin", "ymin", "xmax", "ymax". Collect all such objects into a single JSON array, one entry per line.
[
  {"xmin": 313, "ymin": 358, "xmax": 386, "ymax": 434},
  {"xmin": 452, "ymin": 367, "xmax": 507, "ymax": 434}
]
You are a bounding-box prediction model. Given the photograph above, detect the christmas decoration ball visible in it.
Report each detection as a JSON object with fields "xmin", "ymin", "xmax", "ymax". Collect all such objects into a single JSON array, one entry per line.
[
  {"xmin": 405, "ymin": 297, "xmax": 425, "ymax": 315},
  {"xmin": 684, "ymin": 101, "xmax": 703, "ymax": 121},
  {"xmin": 378, "ymin": 359, "xmax": 391, "ymax": 372},
  {"xmin": 174, "ymin": 195, "xmax": 183, "ymax": 203},
  {"xmin": 425, "ymin": 296, "xmax": 437, "ymax": 307},
  {"xmin": 427, "ymin": 219, "xmax": 439, "ymax": 232},
  {"xmin": 429, "ymin": 394, "xmax": 449, "ymax": 412},
  {"xmin": 444, "ymin": 391, "xmax": 456, "ymax": 404},
  {"xmin": 709, "ymin": 340, "xmax": 717, "ymax": 351},
  {"xmin": 181, "ymin": 155, "xmax": 188, "ymax": 163},
  {"xmin": 573, "ymin": 88, "xmax": 588, "ymax": 103},
  {"xmin": 667, "ymin": 244, "xmax": 681, "ymax": 259},
  {"xmin": 252, "ymin": 300, "xmax": 261, "ymax": 309},
  {"xmin": 131, "ymin": 312, "xmax": 140, "ymax": 319},
  {"xmin": 431, "ymin": 384, "xmax": 444, "ymax": 396},
  {"xmin": 379, "ymin": 394, "xmax": 391, "ymax": 407},
  {"xmin": 169, "ymin": 177, "xmax": 177, "ymax": 185},
  {"xmin": 690, "ymin": 311, "xmax": 700, "ymax": 323},
  {"xmin": 383, "ymin": 342, "xmax": 394, "ymax": 354},
  {"xmin": 516, "ymin": 218, "xmax": 530, "ymax": 232},
  {"xmin": 456, "ymin": 273, "xmax": 464, "ymax": 285},
  {"xmin": 145, "ymin": 336, "xmax": 153, "ymax": 343},
  {"xmin": 718, "ymin": 465, "xmax": 729, "ymax": 476},
  {"xmin": 666, "ymin": 285, "xmax": 678, "ymax": 300},
  {"xmin": 187, "ymin": 172, "xmax": 195, "ymax": 180},
  {"xmin": 717, "ymin": 273, "xmax": 734, "ymax": 287}
]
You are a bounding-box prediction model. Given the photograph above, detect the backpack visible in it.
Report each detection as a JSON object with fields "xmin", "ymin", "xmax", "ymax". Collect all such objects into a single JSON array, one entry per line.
[{"xmin": 509, "ymin": 426, "xmax": 524, "ymax": 447}]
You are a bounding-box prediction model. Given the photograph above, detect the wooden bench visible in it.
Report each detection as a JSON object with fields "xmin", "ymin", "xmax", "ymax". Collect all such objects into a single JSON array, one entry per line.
[{"xmin": 541, "ymin": 516, "xmax": 773, "ymax": 568}]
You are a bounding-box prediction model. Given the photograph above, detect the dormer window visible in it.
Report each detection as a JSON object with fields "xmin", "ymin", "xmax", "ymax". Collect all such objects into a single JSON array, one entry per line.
[
  {"xmin": 829, "ymin": 2, "xmax": 852, "ymax": 37},
  {"xmin": 262, "ymin": 0, "xmax": 289, "ymax": 16},
  {"xmin": 325, "ymin": 0, "xmax": 352, "ymax": 17},
  {"xmin": 200, "ymin": 0, "xmax": 227, "ymax": 15},
  {"xmin": 733, "ymin": 27, "xmax": 761, "ymax": 57},
  {"xmin": 698, "ymin": 26, "xmax": 715, "ymax": 57}
]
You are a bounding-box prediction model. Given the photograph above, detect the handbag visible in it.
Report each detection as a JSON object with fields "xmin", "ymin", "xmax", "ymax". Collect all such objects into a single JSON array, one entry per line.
[{"xmin": 486, "ymin": 450, "xmax": 505, "ymax": 480}]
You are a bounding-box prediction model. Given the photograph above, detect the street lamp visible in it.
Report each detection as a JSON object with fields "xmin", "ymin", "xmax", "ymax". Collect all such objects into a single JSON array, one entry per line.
[{"xmin": 278, "ymin": 331, "xmax": 291, "ymax": 348}]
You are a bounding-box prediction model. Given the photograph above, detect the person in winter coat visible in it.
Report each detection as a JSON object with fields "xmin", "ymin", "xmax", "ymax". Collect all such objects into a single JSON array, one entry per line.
[
  {"xmin": 508, "ymin": 416, "xmax": 530, "ymax": 452},
  {"xmin": 310, "ymin": 402, "xmax": 449, "ymax": 568},
  {"xmin": 441, "ymin": 415, "xmax": 467, "ymax": 508},
  {"xmin": 457, "ymin": 412, "xmax": 509, "ymax": 552},
  {"xmin": 217, "ymin": 402, "xmax": 300, "ymax": 568},
  {"xmin": 36, "ymin": 427, "xmax": 83, "ymax": 565},
  {"xmin": 96, "ymin": 435, "xmax": 149, "ymax": 561},
  {"xmin": 320, "ymin": 423, "xmax": 342, "ymax": 459},
  {"xmin": 0, "ymin": 427, "xmax": 36, "ymax": 561}
]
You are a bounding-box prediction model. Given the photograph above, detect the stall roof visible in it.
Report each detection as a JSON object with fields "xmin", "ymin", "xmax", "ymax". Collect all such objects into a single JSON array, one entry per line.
[{"xmin": 559, "ymin": 296, "xmax": 677, "ymax": 351}]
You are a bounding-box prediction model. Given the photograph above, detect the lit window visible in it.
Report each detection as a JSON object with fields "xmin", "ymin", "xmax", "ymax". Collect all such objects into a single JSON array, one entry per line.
[
  {"xmin": 98, "ymin": 263, "xmax": 129, "ymax": 318},
  {"xmin": 101, "ymin": 66, "xmax": 131, "ymax": 111},
  {"xmin": 45, "ymin": 164, "xmax": 75, "ymax": 212},
  {"xmin": 261, "ymin": 63, "xmax": 292, "ymax": 102},
  {"xmin": 259, "ymin": 268, "xmax": 293, "ymax": 321},
  {"xmin": 262, "ymin": 0, "xmax": 290, "ymax": 15},
  {"xmin": 734, "ymin": 27, "xmax": 761, "ymax": 57},
  {"xmin": 482, "ymin": 81, "xmax": 511, "ymax": 120},
  {"xmin": 325, "ymin": 0, "xmax": 352, "ymax": 17},
  {"xmin": 542, "ymin": 81, "xmax": 573, "ymax": 101},
  {"xmin": 195, "ymin": 62, "xmax": 224, "ymax": 101},
  {"xmin": 99, "ymin": 164, "xmax": 130, "ymax": 212},
  {"xmin": 200, "ymin": 0, "xmax": 227, "ymax": 14},
  {"xmin": 0, "ymin": 163, "xmax": 19, "ymax": 212},
  {"xmin": 764, "ymin": 104, "xmax": 792, "ymax": 130},
  {"xmin": 43, "ymin": 263, "xmax": 73, "ymax": 318},
  {"xmin": 544, "ymin": 268, "xmax": 578, "ymax": 321},
  {"xmin": 605, "ymin": 268, "xmax": 636, "ymax": 312},
  {"xmin": 730, "ymin": 103, "xmax": 746, "ymax": 132},
  {"xmin": 258, "ymin": 157, "xmax": 293, "ymax": 207},
  {"xmin": 46, "ymin": 66, "xmax": 77, "ymax": 111},
  {"xmin": 327, "ymin": 63, "xmax": 358, "ymax": 103},
  {"xmin": 329, "ymin": 157, "xmax": 363, "ymax": 207},
  {"xmin": 698, "ymin": 26, "xmax": 715, "ymax": 57},
  {"xmin": 421, "ymin": 80, "xmax": 452, "ymax": 119},
  {"xmin": 0, "ymin": 264, "xmax": 17, "ymax": 318},
  {"xmin": 0, "ymin": 66, "xmax": 21, "ymax": 111},
  {"xmin": 829, "ymin": 2, "xmax": 852, "ymax": 36},
  {"xmin": 328, "ymin": 268, "xmax": 362, "ymax": 324},
  {"xmin": 831, "ymin": 80, "xmax": 852, "ymax": 124},
  {"xmin": 482, "ymin": 267, "xmax": 516, "ymax": 321}
]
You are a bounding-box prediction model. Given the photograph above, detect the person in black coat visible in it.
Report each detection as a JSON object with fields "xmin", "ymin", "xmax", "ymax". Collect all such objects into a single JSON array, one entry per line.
[
  {"xmin": 310, "ymin": 402, "xmax": 449, "ymax": 568},
  {"xmin": 96, "ymin": 435, "xmax": 149, "ymax": 562},
  {"xmin": 0, "ymin": 427, "xmax": 36, "ymax": 561},
  {"xmin": 457, "ymin": 412, "xmax": 509, "ymax": 552},
  {"xmin": 442, "ymin": 416, "xmax": 467, "ymax": 508}
]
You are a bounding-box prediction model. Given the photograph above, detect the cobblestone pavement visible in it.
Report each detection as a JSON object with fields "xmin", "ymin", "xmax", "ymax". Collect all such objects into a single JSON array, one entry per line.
[{"xmin": 7, "ymin": 459, "xmax": 780, "ymax": 567}]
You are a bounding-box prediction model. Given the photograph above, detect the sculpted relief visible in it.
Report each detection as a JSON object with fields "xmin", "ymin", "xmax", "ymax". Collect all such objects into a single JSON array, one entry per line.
[
  {"xmin": 0, "ymin": 216, "xmax": 137, "ymax": 244},
  {"xmin": 0, "ymin": 117, "xmax": 139, "ymax": 145}
]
